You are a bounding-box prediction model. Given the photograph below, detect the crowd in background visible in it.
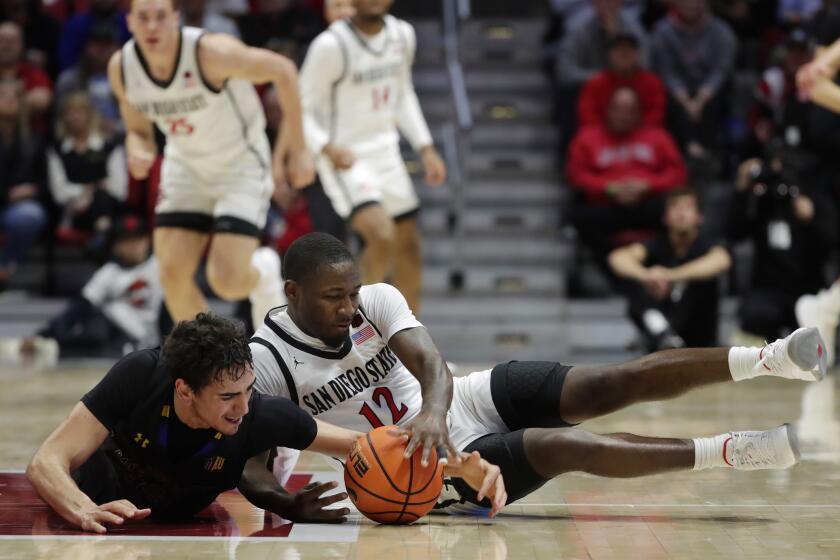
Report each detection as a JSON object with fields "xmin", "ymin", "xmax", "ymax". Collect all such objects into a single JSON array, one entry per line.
[
  {"xmin": 549, "ymin": 0, "xmax": 840, "ymax": 351},
  {"xmin": 2, "ymin": 0, "xmax": 840, "ymax": 359},
  {"xmin": 0, "ymin": 0, "xmax": 336, "ymax": 294}
]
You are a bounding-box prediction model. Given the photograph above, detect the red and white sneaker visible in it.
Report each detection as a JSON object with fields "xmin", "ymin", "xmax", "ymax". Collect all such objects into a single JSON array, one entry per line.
[
  {"xmin": 725, "ymin": 424, "xmax": 800, "ymax": 471},
  {"xmin": 757, "ymin": 327, "xmax": 827, "ymax": 382}
]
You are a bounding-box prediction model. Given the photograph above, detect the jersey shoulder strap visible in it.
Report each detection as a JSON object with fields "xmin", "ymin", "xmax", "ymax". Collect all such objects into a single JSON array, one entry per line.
[{"xmin": 251, "ymin": 336, "xmax": 299, "ymax": 406}]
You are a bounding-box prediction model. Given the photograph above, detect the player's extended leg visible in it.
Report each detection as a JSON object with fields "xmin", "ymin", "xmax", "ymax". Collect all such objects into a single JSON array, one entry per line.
[
  {"xmin": 206, "ymin": 233, "xmax": 284, "ymax": 328},
  {"xmin": 559, "ymin": 329, "xmax": 828, "ymax": 424},
  {"xmin": 350, "ymin": 204, "xmax": 396, "ymax": 285},
  {"xmin": 522, "ymin": 423, "xmax": 799, "ymax": 480},
  {"xmin": 154, "ymin": 227, "xmax": 209, "ymax": 322},
  {"xmin": 391, "ymin": 216, "xmax": 422, "ymax": 313}
]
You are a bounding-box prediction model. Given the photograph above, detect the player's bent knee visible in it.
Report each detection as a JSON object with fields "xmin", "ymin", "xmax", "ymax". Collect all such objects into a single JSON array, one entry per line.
[{"xmin": 206, "ymin": 261, "xmax": 250, "ymax": 299}]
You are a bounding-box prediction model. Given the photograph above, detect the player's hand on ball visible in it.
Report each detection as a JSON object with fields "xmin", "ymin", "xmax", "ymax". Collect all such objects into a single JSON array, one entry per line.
[
  {"xmin": 323, "ymin": 143, "xmax": 355, "ymax": 170},
  {"xmin": 77, "ymin": 499, "xmax": 151, "ymax": 534},
  {"xmin": 392, "ymin": 409, "xmax": 457, "ymax": 467},
  {"xmin": 286, "ymin": 148, "xmax": 316, "ymax": 189},
  {"xmin": 420, "ymin": 146, "xmax": 447, "ymax": 186},
  {"xmin": 287, "ymin": 481, "xmax": 349, "ymax": 523},
  {"xmin": 443, "ymin": 451, "xmax": 507, "ymax": 518}
]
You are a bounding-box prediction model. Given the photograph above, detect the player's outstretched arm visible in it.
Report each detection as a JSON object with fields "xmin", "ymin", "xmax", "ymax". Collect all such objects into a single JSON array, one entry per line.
[
  {"xmin": 388, "ymin": 327, "xmax": 456, "ymax": 466},
  {"xmin": 443, "ymin": 451, "xmax": 507, "ymax": 518},
  {"xmin": 107, "ymin": 51, "xmax": 157, "ymax": 180},
  {"xmin": 198, "ymin": 33, "xmax": 314, "ymax": 189},
  {"xmin": 239, "ymin": 450, "xmax": 350, "ymax": 523},
  {"xmin": 26, "ymin": 402, "xmax": 151, "ymax": 533}
]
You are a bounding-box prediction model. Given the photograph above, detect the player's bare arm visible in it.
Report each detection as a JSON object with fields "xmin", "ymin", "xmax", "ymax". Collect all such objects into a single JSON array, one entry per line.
[
  {"xmin": 108, "ymin": 51, "xmax": 157, "ymax": 180},
  {"xmin": 26, "ymin": 402, "xmax": 151, "ymax": 534},
  {"xmin": 239, "ymin": 450, "xmax": 351, "ymax": 524},
  {"xmin": 387, "ymin": 327, "xmax": 456, "ymax": 465},
  {"xmin": 197, "ymin": 33, "xmax": 315, "ymax": 190}
]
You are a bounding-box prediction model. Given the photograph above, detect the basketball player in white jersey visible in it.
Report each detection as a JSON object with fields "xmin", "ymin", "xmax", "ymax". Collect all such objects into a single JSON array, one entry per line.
[
  {"xmin": 109, "ymin": 0, "xmax": 315, "ymax": 329},
  {"xmin": 300, "ymin": 0, "xmax": 447, "ymax": 314},
  {"xmin": 242, "ymin": 233, "xmax": 828, "ymax": 516}
]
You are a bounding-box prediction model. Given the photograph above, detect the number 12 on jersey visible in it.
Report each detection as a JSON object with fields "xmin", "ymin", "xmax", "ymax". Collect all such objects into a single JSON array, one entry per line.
[{"xmin": 359, "ymin": 386, "xmax": 407, "ymax": 428}]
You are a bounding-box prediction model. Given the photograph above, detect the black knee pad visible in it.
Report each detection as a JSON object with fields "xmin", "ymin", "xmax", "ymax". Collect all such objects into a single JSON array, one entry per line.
[{"xmin": 490, "ymin": 361, "xmax": 574, "ymax": 431}]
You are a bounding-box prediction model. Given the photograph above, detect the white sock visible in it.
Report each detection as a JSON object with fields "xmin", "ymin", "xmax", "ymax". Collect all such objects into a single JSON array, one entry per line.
[
  {"xmin": 692, "ymin": 433, "xmax": 732, "ymax": 470},
  {"xmin": 728, "ymin": 345, "xmax": 764, "ymax": 381}
]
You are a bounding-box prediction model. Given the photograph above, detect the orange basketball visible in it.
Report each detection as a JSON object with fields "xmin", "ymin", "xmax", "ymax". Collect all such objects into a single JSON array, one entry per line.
[{"xmin": 343, "ymin": 425, "xmax": 444, "ymax": 524}]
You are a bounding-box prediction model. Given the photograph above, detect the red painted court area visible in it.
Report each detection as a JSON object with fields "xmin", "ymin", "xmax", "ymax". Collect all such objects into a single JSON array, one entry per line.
[{"xmin": 0, "ymin": 472, "xmax": 313, "ymax": 538}]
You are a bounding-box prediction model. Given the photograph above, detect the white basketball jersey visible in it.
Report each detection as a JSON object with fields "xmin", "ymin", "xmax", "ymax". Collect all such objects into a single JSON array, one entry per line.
[
  {"xmin": 121, "ymin": 27, "xmax": 270, "ymax": 172},
  {"xmin": 311, "ymin": 16, "xmax": 414, "ymax": 153},
  {"xmin": 250, "ymin": 284, "xmax": 425, "ymax": 433}
]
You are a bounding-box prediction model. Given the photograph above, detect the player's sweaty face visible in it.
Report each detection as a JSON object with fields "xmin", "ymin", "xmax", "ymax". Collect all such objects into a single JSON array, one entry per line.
[
  {"xmin": 301, "ymin": 261, "xmax": 361, "ymax": 347},
  {"xmin": 128, "ymin": 0, "xmax": 179, "ymax": 53}
]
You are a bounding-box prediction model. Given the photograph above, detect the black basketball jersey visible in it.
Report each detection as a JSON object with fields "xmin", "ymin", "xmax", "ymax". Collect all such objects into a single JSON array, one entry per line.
[{"xmin": 81, "ymin": 348, "xmax": 316, "ymax": 517}]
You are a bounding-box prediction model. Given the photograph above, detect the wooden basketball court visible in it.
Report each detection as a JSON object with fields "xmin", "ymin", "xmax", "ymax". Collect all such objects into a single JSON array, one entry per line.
[{"xmin": 2, "ymin": 362, "xmax": 839, "ymax": 559}]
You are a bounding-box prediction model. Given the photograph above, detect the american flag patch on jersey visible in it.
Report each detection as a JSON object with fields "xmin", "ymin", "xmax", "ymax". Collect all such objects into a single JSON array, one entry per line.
[{"xmin": 351, "ymin": 325, "xmax": 376, "ymax": 345}]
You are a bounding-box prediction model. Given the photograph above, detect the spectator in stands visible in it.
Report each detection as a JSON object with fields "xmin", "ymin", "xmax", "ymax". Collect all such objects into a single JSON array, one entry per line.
[
  {"xmin": 181, "ymin": 0, "xmax": 240, "ymax": 37},
  {"xmin": 743, "ymin": 29, "xmax": 814, "ymax": 161},
  {"xmin": 651, "ymin": 0, "xmax": 736, "ymax": 163},
  {"xmin": 0, "ymin": 215, "xmax": 161, "ymax": 367},
  {"xmin": 578, "ymin": 32, "xmax": 666, "ymax": 128},
  {"xmin": 609, "ymin": 187, "xmax": 730, "ymax": 351},
  {"xmin": 56, "ymin": 22, "xmax": 122, "ymax": 135},
  {"xmin": 238, "ymin": 0, "xmax": 321, "ymax": 49},
  {"xmin": 48, "ymin": 92, "xmax": 126, "ymax": 252},
  {"xmin": 555, "ymin": 0, "xmax": 647, "ymax": 147},
  {"xmin": 568, "ymin": 87, "xmax": 687, "ymax": 263},
  {"xmin": 729, "ymin": 154, "xmax": 836, "ymax": 340},
  {"xmin": 58, "ymin": 0, "xmax": 130, "ymax": 72},
  {"xmin": 0, "ymin": 0, "xmax": 61, "ymax": 75},
  {"xmin": 556, "ymin": 0, "xmax": 648, "ymax": 89},
  {"xmin": 0, "ymin": 22, "xmax": 52, "ymax": 121},
  {"xmin": 324, "ymin": 0, "xmax": 354, "ymax": 23},
  {"xmin": 0, "ymin": 79, "xmax": 47, "ymax": 291}
]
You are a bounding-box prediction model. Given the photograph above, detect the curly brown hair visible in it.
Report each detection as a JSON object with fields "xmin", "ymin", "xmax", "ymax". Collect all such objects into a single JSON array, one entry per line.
[{"xmin": 161, "ymin": 312, "xmax": 252, "ymax": 393}]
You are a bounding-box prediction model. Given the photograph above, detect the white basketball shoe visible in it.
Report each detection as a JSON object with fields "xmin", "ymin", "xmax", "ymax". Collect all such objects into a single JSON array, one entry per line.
[
  {"xmin": 725, "ymin": 424, "xmax": 800, "ymax": 471},
  {"xmin": 757, "ymin": 327, "xmax": 827, "ymax": 382},
  {"xmin": 249, "ymin": 247, "xmax": 285, "ymax": 329}
]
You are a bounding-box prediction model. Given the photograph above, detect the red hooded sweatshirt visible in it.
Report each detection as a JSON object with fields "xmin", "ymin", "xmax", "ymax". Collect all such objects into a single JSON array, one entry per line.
[
  {"xmin": 567, "ymin": 124, "xmax": 687, "ymax": 206},
  {"xmin": 578, "ymin": 70, "xmax": 667, "ymax": 128}
]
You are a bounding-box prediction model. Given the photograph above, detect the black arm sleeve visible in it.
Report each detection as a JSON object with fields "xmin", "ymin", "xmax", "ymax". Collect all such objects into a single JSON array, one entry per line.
[
  {"xmin": 245, "ymin": 394, "xmax": 318, "ymax": 457},
  {"xmin": 80, "ymin": 349, "xmax": 159, "ymax": 430}
]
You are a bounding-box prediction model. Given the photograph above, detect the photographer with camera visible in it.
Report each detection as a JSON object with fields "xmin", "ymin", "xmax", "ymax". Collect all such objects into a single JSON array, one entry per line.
[{"xmin": 731, "ymin": 146, "xmax": 837, "ymax": 341}]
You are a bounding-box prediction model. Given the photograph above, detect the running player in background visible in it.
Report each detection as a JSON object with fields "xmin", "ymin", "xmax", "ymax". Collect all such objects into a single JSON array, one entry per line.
[
  {"xmin": 300, "ymin": 0, "xmax": 447, "ymax": 314},
  {"xmin": 109, "ymin": 0, "xmax": 315, "ymax": 329},
  {"xmin": 243, "ymin": 233, "xmax": 828, "ymax": 516}
]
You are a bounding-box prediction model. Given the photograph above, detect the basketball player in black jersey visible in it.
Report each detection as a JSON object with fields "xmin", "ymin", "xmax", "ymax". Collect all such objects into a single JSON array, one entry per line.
[{"xmin": 26, "ymin": 313, "xmax": 504, "ymax": 533}]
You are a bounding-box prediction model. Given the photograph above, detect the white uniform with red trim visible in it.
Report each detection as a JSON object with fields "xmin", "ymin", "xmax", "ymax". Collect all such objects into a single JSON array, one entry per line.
[
  {"xmin": 299, "ymin": 16, "xmax": 433, "ymax": 219},
  {"xmin": 121, "ymin": 26, "xmax": 272, "ymax": 228}
]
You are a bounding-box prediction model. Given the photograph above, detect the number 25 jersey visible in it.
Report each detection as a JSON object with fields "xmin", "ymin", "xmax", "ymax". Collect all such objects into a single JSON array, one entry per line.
[
  {"xmin": 121, "ymin": 26, "xmax": 269, "ymax": 172},
  {"xmin": 250, "ymin": 283, "xmax": 424, "ymax": 432}
]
